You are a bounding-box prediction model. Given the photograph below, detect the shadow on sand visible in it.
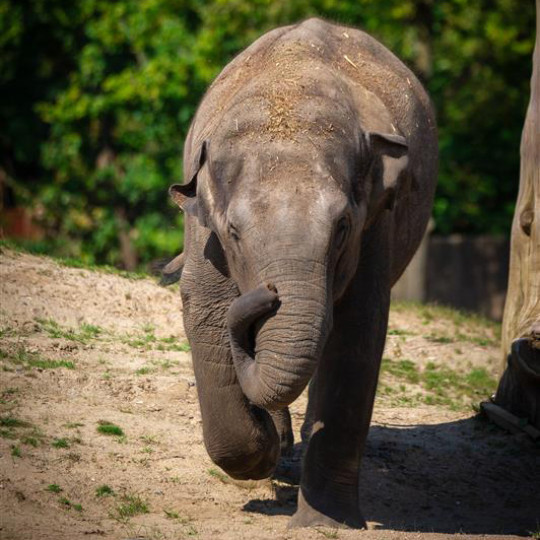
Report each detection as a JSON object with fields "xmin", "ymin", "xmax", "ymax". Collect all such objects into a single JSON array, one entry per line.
[{"xmin": 244, "ymin": 414, "xmax": 539, "ymax": 536}]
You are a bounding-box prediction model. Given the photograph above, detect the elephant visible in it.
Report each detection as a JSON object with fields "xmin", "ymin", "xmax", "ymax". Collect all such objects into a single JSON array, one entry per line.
[{"xmin": 169, "ymin": 18, "xmax": 437, "ymax": 529}]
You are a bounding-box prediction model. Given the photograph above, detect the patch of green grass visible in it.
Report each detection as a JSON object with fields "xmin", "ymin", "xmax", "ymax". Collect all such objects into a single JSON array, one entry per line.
[
  {"xmin": 32, "ymin": 358, "xmax": 75, "ymax": 369},
  {"xmin": 123, "ymin": 336, "xmax": 154, "ymax": 350},
  {"xmin": 164, "ymin": 509, "xmax": 179, "ymax": 519},
  {"xmin": 36, "ymin": 318, "xmax": 102, "ymax": 344},
  {"xmin": 140, "ymin": 434, "xmax": 159, "ymax": 445},
  {"xmin": 378, "ymin": 357, "xmax": 497, "ymax": 410},
  {"xmin": 97, "ymin": 421, "xmax": 124, "ymax": 437},
  {"xmin": 0, "ymin": 347, "xmax": 74, "ymax": 370},
  {"xmin": 159, "ymin": 359, "xmax": 176, "ymax": 369},
  {"xmin": 391, "ymin": 300, "xmax": 500, "ymax": 334},
  {"xmin": 0, "ymin": 325, "xmax": 15, "ymax": 338},
  {"xmin": 58, "ymin": 496, "xmax": 82, "ymax": 511},
  {"xmin": 422, "ymin": 363, "xmax": 496, "ymax": 407},
  {"xmin": 65, "ymin": 452, "xmax": 81, "ymax": 462},
  {"xmin": 96, "ymin": 484, "xmax": 114, "ymax": 497},
  {"xmin": 52, "ymin": 438, "xmax": 70, "ymax": 449},
  {"xmin": 11, "ymin": 445, "xmax": 22, "ymax": 457},
  {"xmin": 64, "ymin": 422, "xmax": 84, "ymax": 429},
  {"xmin": 113, "ymin": 493, "xmax": 149, "ymax": 522},
  {"xmin": 423, "ymin": 362, "xmax": 461, "ymax": 392},
  {"xmin": 58, "ymin": 259, "xmax": 148, "ymax": 280},
  {"xmin": 135, "ymin": 366, "xmax": 153, "ymax": 376},
  {"xmin": 22, "ymin": 436, "xmax": 40, "ymax": 447},
  {"xmin": 122, "ymin": 330, "xmax": 190, "ymax": 353},
  {"xmin": 0, "ymin": 386, "xmax": 19, "ymax": 405},
  {"xmin": 466, "ymin": 335, "xmax": 497, "ymax": 347},
  {"xmin": 56, "ymin": 495, "xmax": 82, "ymax": 511},
  {"xmin": 387, "ymin": 328, "xmax": 414, "ymax": 336},
  {"xmin": 380, "ymin": 358, "xmax": 420, "ymax": 384},
  {"xmin": 465, "ymin": 368, "xmax": 498, "ymax": 396},
  {"xmin": 0, "ymin": 416, "xmax": 29, "ymax": 428},
  {"xmin": 168, "ymin": 341, "xmax": 191, "ymax": 352},
  {"xmin": 425, "ymin": 334, "xmax": 454, "ymax": 344},
  {"xmin": 208, "ymin": 467, "xmax": 228, "ymax": 483},
  {"xmin": 46, "ymin": 484, "xmax": 62, "ymax": 493}
]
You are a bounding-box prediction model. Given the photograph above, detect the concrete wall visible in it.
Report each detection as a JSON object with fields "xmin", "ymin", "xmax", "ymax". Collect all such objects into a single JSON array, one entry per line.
[{"xmin": 392, "ymin": 235, "xmax": 510, "ymax": 320}]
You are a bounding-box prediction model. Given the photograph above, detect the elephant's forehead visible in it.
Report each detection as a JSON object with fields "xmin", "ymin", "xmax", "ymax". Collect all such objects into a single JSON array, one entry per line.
[
  {"xmin": 228, "ymin": 173, "xmax": 347, "ymax": 227},
  {"xmin": 214, "ymin": 139, "xmax": 358, "ymax": 195}
]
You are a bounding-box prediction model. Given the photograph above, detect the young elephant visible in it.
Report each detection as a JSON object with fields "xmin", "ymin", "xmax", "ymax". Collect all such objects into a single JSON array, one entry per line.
[{"xmin": 170, "ymin": 18, "xmax": 437, "ymax": 528}]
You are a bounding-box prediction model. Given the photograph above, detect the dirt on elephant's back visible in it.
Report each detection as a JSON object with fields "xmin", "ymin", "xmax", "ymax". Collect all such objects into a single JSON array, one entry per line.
[{"xmin": 0, "ymin": 248, "xmax": 538, "ymax": 540}]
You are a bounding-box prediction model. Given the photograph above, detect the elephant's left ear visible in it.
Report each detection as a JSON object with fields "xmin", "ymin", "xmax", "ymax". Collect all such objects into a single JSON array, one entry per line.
[
  {"xmin": 364, "ymin": 131, "xmax": 409, "ymax": 221},
  {"xmin": 169, "ymin": 140, "xmax": 208, "ymax": 218}
]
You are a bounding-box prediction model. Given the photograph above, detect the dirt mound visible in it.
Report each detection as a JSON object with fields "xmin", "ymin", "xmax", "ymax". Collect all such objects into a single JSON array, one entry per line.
[
  {"xmin": 0, "ymin": 249, "xmax": 538, "ymax": 540},
  {"xmin": 0, "ymin": 249, "xmax": 184, "ymax": 337}
]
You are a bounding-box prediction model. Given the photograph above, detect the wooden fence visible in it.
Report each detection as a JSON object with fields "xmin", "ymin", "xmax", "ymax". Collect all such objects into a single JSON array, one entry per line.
[{"xmin": 392, "ymin": 234, "xmax": 510, "ymax": 321}]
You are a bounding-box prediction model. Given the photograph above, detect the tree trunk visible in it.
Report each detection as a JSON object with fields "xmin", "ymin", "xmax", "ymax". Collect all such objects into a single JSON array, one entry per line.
[
  {"xmin": 495, "ymin": 0, "xmax": 540, "ymax": 429},
  {"xmin": 114, "ymin": 207, "xmax": 138, "ymax": 271}
]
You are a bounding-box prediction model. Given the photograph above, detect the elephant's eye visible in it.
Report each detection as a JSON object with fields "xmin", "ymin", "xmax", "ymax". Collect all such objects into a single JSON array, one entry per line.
[
  {"xmin": 335, "ymin": 217, "xmax": 349, "ymax": 250},
  {"xmin": 228, "ymin": 222, "xmax": 240, "ymax": 241}
]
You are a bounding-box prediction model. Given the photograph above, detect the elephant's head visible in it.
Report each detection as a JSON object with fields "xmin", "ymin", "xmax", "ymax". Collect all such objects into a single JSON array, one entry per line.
[{"xmin": 170, "ymin": 123, "xmax": 409, "ymax": 411}]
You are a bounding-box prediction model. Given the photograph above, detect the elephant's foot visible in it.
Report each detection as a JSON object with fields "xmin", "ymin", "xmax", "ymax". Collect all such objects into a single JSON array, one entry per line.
[{"xmin": 288, "ymin": 489, "xmax": 367, "ymax": 529}]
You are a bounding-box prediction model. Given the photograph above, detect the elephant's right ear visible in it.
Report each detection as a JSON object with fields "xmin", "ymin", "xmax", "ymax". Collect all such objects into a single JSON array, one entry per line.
[
  {"xmin": 169, "ymin": 140, "xmax": 208, "ymax": 219},
  {"xmin": 363, "ymin": 131, "xmax": 409, "ymax": 224}
]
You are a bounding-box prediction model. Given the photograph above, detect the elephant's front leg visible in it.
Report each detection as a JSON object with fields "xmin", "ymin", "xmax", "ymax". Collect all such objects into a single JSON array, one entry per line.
[
  {"xmin": 290, "ymin": 238, "xmax": 391, "ymax": 528},
  {"xmin": 182, "ymin": 233, "xmax": 280, "ymax": 480}
]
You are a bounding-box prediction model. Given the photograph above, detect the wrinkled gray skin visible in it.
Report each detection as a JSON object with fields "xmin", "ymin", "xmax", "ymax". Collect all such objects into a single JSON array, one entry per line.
[{"xmin": 170, "ymin": 19, "xmax": 437, "ymax": 529}]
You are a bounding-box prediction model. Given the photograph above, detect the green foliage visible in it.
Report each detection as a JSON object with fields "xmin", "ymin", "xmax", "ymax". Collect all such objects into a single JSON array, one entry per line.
[
  {"xmin": 0, "ymin": 346, "xmax": 75, "ymax": 370},
  {"xmin": 51, "ymin": 437, "xmax": 71, "ymax": 449},
  {"xmin": 379, "ymin": 358, "xmax": 497, "ymax": 409},
  {"xmin": 37, "ymin": 318, "xmax": 102, "ymax": 343},
  {"xmin": 1, "ymin": 0, "xmax": 535, "ymax": 267},
  {"xmin": 113, "ymin": 493, "xmax": 149, "ymax": 522},
  {"xmin": 0, "ymin": 416, "xmax": 29, "ymax": 428},
  {"xmin": 95, "ymin": 484, "xmax": 115, "ymax": 497},
  {"xmin": 97, "ymin": 420, "xmax": 124, "ymax": 437}
]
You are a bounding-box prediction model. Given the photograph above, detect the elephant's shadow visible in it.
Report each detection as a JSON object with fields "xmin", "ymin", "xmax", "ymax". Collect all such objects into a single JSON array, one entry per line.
[{"xmin": 243, "ymin": 414, "xmax": 540, "ymax": 536}]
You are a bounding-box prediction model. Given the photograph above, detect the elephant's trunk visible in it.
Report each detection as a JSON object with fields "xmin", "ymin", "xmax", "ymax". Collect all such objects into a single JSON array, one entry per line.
[{"xmin": 228, "ymin": 274, "xmax": 329, "ymax": 410}]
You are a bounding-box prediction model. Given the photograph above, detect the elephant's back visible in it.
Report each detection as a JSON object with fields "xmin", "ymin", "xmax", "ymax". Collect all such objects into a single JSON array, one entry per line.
[{"xmin": 188, "ymin": 19, "xmax": 434, "ymax": 138}]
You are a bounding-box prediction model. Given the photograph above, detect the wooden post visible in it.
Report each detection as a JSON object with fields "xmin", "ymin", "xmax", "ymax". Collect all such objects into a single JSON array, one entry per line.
[{"xmin": 495, "ymin": 0, "xmax": 540, "ymax": 429}]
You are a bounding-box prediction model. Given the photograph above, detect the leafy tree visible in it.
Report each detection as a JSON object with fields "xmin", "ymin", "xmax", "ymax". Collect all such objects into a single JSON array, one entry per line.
[
  {"xmin": 0, "ymin": 0, "xmax": 535, "ymax": 268},
  {"xmin": 35, "ymin": 0, "xmax": 203, "ymax": 267}
]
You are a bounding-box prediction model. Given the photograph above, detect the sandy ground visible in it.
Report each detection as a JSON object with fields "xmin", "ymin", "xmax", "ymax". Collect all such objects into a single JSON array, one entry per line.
[{"xmin": 0, "ymin": 248, "xmax": 538, "ymax": 540}]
